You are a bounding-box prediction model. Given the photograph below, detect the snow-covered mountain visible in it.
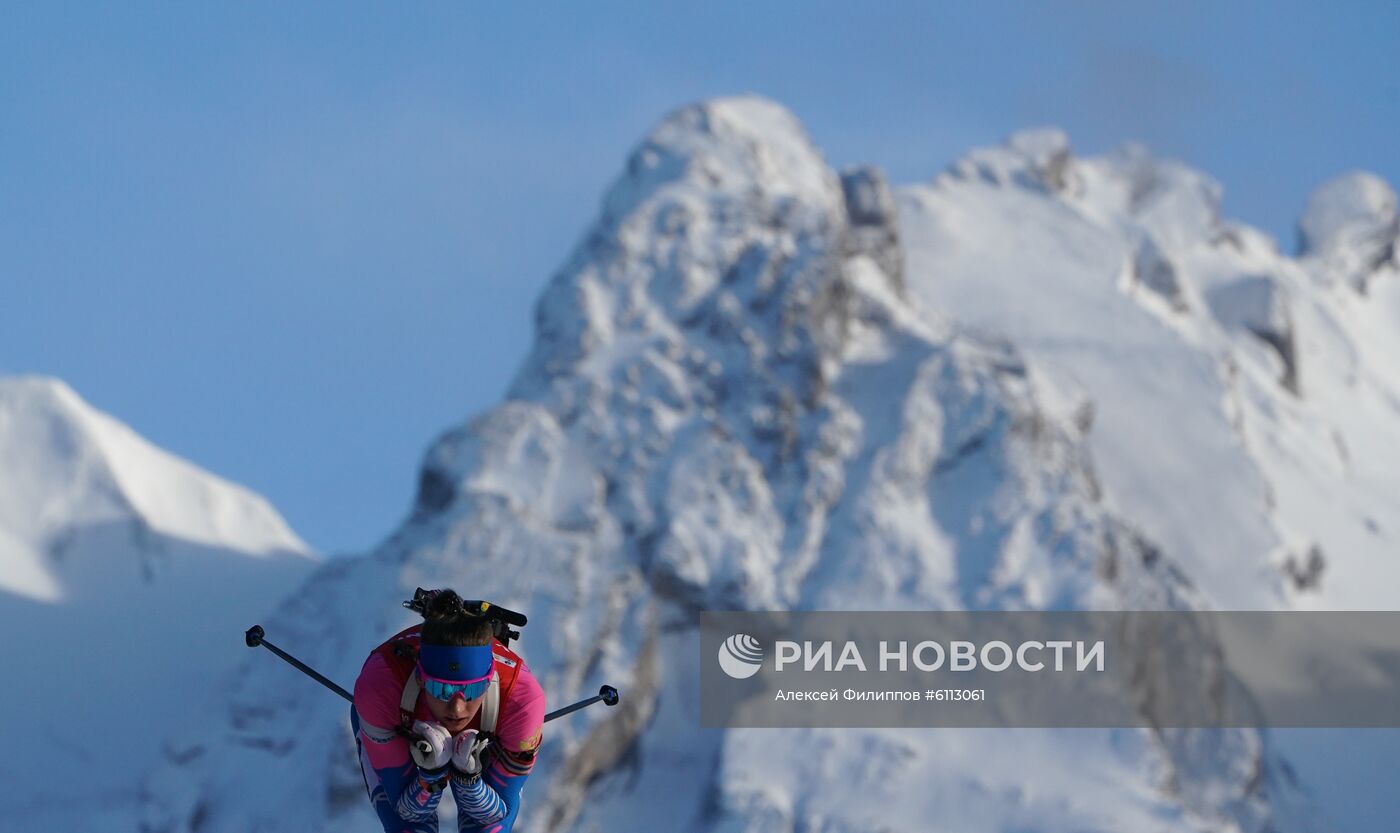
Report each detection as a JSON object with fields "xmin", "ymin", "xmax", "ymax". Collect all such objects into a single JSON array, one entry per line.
[
  {"xmin": 902, "ymin": 132, "xmax": 1400, "ymax": 612},
  {"xmin": 0, "ymin": 377, "xmax": 316, "ymax": 829},
  {"xmin": 138, "ymin": 97, "xmax": 1399, "ymax": 833}
]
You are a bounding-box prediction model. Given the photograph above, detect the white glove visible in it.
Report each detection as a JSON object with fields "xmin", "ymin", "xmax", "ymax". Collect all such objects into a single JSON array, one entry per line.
[
  {"xmin": 410, "ymin": 721, "xmax": 453, "ymax": 772},
  {"xmin": 450, "ymin": 728, "xmax": 492, "ymax": 778}
]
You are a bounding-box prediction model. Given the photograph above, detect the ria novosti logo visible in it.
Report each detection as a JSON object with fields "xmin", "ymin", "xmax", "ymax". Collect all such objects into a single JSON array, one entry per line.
[{"xmin": 718, "ymin": 634, "xmax": 765, "ymax": 679}]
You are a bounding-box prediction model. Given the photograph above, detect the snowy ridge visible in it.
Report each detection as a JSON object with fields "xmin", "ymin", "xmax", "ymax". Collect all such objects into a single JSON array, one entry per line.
[
  {"xmin": 139, "ymin": 97, "xmax": 1400, "ymax": 833},
  {"xmin": 0, "ymin": 377, "xmax": 308, "ymax": 599},
  {"xmin": 905, "ymin": 129, "xmax": 1400, "ymax": 611},
  {"xmin": 0, "ymin": 376, "xmax": 316, "ymax": 830}
]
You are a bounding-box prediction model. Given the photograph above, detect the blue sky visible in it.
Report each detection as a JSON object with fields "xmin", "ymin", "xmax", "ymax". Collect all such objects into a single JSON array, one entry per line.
[{"xmin": 3, "ymin": 2, "xmax": 1397, "ymax": 555}]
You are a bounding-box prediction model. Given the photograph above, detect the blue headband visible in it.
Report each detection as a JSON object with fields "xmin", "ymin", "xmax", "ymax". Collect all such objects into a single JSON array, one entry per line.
[{"xmin": 418, "ymin": 642, "xmax": 494, "ymax": 684}]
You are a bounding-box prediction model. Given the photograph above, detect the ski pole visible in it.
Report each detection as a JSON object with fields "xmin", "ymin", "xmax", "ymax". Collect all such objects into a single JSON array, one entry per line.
[
  {"xmin": 245, "ymin": 625, "xmax": 620, "ymax": 724},
  {"xmin": 544, "ymin": 685, "xmax": 620, "ymax": 722},
  {"xmin": 245, "ymin": 625, "xmax": 354, "ymax": 702}
]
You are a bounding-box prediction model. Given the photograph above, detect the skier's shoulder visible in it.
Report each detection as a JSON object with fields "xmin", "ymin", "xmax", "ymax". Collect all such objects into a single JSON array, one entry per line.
[
  {"xmin": 496, "ymin": 656, "xmax": 546, "ymax": 752},
  {"xmin": 505, "ymin": 658, "xmax": 545, "ymax": 709},
  {"xmin": 353, "ymin": 649, "xmax": 407, "ymax": 726}
]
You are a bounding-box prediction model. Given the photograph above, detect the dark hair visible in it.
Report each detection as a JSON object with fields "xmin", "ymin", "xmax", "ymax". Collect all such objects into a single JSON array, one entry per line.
[{"xmin": 420, "ymin": 589, "xmax": 495, "ymax": 647}]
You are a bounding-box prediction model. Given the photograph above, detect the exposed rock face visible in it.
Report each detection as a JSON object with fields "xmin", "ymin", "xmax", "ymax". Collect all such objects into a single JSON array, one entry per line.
[
  {"xmin": 1132, "ymin": 233, "xmax": 1190, "ymax": 313},
  {"xmin": 840, "ymin": 165, "xmax": 905, "ymax": 295}
]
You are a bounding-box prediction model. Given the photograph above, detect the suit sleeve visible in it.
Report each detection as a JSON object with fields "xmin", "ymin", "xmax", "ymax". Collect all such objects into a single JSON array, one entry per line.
[
  {"xmin": 354, "ymin": 653, "xmax": 448, "ymax": 827},
  {"xmin": 450, "ymin": 665, "xmax": 546, "ymax": 832}
]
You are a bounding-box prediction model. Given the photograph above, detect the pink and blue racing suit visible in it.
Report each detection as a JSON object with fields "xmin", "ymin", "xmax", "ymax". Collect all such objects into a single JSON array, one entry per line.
[{"xmin": 352, "ymin": 639, "xmax": 545, "ymax": 833}]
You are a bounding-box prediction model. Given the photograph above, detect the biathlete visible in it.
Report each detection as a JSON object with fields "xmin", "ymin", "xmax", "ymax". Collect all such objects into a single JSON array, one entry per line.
[{"xmin": 352, "ymin": 589, "xmax": 546, "ymax": 833}]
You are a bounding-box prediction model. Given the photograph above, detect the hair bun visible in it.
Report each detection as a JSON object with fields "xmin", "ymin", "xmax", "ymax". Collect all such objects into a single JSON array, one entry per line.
[{"xmin": 424, "ymin": 588, "xmax": 465, "ymax": 620}]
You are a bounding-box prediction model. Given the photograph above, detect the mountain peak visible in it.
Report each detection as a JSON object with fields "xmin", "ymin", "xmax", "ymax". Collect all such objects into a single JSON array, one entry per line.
[
  {"xmin": 0, "ymin": 375, "xmax": 311, "ymax": 601},
  {"xmin": 514, "ymin": 94, "xmax": 905, "ymax": 407},
  {"xmin": 1299, "ymin": 171, "xmax": 1397, "ymax": 254},
  {"xmin": 601, "ymin": 95, "xmax": 839, "ymax": 227},
  {"xmin": 1298, "ymin": 170, "xmax": 1398, "ymax": 291}
]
